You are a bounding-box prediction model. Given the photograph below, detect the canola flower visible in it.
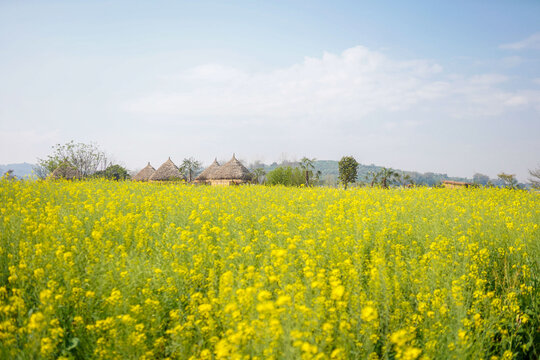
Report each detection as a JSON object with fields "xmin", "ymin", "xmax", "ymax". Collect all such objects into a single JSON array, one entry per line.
[{"xmin": 0, "ymin": 179, "xmax": 538, "ymax": 359}]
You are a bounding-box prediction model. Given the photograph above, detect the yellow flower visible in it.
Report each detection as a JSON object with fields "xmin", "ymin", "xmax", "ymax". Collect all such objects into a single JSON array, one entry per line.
[
  {"xmin": 198, "ymin": 303, "xmax": 212, "ymax": 313},
  {"xmin": 360, "ymin": 306, "xmax": 378, "ymax": 323},
  {"xmin": 401, "ymin": 347, "xmax": 421, "ymax": 360},
  {"xmin": 331, "ymin": 285, "xmax": 345, "ymax": 300}
]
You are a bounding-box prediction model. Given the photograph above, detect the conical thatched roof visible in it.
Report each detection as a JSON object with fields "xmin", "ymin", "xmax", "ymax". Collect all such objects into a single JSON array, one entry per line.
[
  {"xmin": 149, "ymin": 158, "xmax": 184, "ymax": 181},
  {"xmin": 50, "ymin": 162, "xmax": 81, "ymax": 180},
  {"xmin": 133, "ymin": 162, "xmax": 156, "ymax": 181},
  {"xmin": 195, "ymin": 158, "xmax": 221, "ymax": 182},
  {"xmin": 212, "ymin": 154, "xmax": 252, "ymax": 181}
]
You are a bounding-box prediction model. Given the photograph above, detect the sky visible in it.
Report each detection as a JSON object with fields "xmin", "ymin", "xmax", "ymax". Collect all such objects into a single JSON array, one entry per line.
[{"xmin": 1, "ymin": 0, "xmax": 539, "ymax": 180}]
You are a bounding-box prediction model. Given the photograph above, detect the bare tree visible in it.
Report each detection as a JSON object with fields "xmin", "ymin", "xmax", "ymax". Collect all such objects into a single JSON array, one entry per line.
[
  {"xmin": 497, "ymin": 172, "xmax": 518, "ymax": 189},
  {"xmin": 528, "ymin": 166, "xmax": 540, "ymax": 189},
  {"xmin": 34, "ymin": 141, "xmax": 107, "ymax": 179}
]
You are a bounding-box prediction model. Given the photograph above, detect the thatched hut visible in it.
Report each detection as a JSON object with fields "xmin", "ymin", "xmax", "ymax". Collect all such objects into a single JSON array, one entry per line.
[
  {"xmin": 194, "ymin": 159, "xmax": 221, "ymax": 184},
  {"xmin": 50, "ymin": 162, "xmax": 81, "ymax": 180},
  {"xmin": 133, "ymin": 162, "xmax": 156, "ymax": 181},
  {"xmin": 208, "ymin": 155, "xmax": 252, "ymax": 186},
  {"xmin": 149, "ymin": 158, "xmax": 184, "ymax": 182},
  {"xmin": 442, "ymin": 180, "xmax": 472, "ymax": 189}
]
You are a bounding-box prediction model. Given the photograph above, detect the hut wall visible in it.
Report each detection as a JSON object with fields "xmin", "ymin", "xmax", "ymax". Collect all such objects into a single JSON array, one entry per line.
[
  {"xmin": 442, "ymin": 182, "xmax": 470, "ymax": 189},
  {"xmin": 209, "ymin": 179, "xmax": 247, "ymax": 186}
]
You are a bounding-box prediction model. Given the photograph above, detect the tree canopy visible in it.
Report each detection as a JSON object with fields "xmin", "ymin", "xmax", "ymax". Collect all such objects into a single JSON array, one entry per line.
[
  {"xmin": 34, "ymin": 141, "xmax": 108, "ymax": 179},
  {"xmin": 266, "ymin": 166, "xmax": 304, "ymax": 186},
  {"xmin": 338, "ymin": 156, "xmax": 359, "ymax": 189},
  {"xmin": 300, "ymin": 157, "xmax": 316, "ymax": 186},
  {"xmin": 93, "ymin": 165, "xmax": 130, "ymax": 181},
  {"xmin": 180, "ymin": 157, "xmax": 202, "ymax": 183},
  {"xmin": 497, "ymin": 172, "xmax": 519, "ymax": 189}
]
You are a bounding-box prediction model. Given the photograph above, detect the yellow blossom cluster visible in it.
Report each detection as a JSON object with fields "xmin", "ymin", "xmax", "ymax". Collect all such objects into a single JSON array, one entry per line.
[{"xmin": 0, "ymin": 179, "xmax": 538, "ymax": 359}]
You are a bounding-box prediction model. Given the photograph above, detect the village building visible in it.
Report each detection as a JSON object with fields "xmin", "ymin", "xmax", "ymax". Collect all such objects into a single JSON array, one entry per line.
[
  {"xmin": 50, "ymin": 162, "xmax": 81, "ymax": 180},
  {"xmin": 194, "ymin": 158, "xmax": 221, "ymax": 184},
  {"xmin": 149, "ymin": 158, "xmax": 185, "ymax": 182},
  {"xmin": 442, "ymin": 180, "xmax": 472, "ymax": 189},
  {"xmin": 204, "ymin": 154, "xmax": 252, "ymax": 186},
  {"xmin": 132, "ymin": 162, "xmax": 156, "ymax": 181}
]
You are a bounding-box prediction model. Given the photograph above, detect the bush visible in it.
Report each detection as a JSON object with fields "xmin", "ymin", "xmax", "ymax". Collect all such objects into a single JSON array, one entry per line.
[
  {"xmin": 93, "ymin": 165, "xmax": 130, "ymax": 180},
  {"xmin": 266, "ymin": 166, "xmax": 304, "ymax": 186}
]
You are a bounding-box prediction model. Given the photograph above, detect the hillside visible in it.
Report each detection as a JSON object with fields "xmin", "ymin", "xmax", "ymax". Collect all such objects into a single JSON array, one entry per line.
[{"xmin": 0, "ymin": 163, "xmax": 34, "ymax": 178}]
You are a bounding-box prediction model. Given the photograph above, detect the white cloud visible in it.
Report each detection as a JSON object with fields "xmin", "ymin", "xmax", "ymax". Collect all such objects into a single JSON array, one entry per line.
[
  {"xmin": 125, "ymin": 46, "xmax": 538, "ymax": 124},
  {"xmin": 500, "ymin": 32, "xmax": 540, "ymax": 50}
]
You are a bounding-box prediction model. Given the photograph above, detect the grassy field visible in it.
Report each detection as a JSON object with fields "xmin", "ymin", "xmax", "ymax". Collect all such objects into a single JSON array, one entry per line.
[{"xmin": 0, "ymin": 180, "xmax": 538, "ymax": 359}]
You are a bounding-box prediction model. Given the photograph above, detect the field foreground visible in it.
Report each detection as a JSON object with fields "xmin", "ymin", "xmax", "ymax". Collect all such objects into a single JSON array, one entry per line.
[{"xmin": 0, "ymin": 180, "xmax": 538, "ymax": 359}]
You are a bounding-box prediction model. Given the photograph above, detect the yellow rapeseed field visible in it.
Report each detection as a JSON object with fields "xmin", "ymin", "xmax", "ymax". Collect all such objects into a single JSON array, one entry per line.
[{"xmin": 0, "ymin": 180, "xmax": 538, "ymax": 359}]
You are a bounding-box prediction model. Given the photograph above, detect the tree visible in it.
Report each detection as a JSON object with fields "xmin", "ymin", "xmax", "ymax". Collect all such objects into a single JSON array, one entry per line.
[
  {"xmin": 300, "ymin": 157, "xmax": 316, "ymax": 186},
  {"xmin": 180, "ymin": 157, "xmax": 202, "ymax": 183},
  {"xmin": 397, "ymin": 172, "xmax": 414, "ymax": 187},
  {"xmin": 2, "ymin": 170, "xmax": 16, "ymax": 181},
  {"xmin": 365, "ymin": 171, "xmax": 380, "ymax": 187},
  {"xmin": 528, "ymin": 166, "xmax": 540, "ymax": 189},
  {"xmin": 377, "ymin": 167, "xmax": 400, "ymax": 189},
  {"xmin": 93, "ymin": 165, "xmax": 130, "ymax": 180},
  {"xmin": 338, "ymin": 156, "xmax": 359, "ymax": 189},
  {"xmin": 473, "ymin": 173, "xmax": 490, "ymax": 186},
  {"xmin": 313, "ymin": 170, "xmax": 322, "ymax": 186},
  {"xmin": 251, "ymin": 168, "xmax": 266, "ymax": 184},
  {"xmin": 266, "ymin": 166, "xmax": 304, "ymax": 186},
  {"xmin": 34, "ymin": 141, "xmax": 107, "ymax": 179},
  {"xmin": 497, "ymin": 172, "xmax": 518, "ymax": 189}
]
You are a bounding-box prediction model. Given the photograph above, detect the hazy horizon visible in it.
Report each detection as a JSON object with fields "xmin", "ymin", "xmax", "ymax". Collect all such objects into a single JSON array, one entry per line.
[{"xmin": 1, "ymin": 1, "xmax": 539, "ymax": 181}]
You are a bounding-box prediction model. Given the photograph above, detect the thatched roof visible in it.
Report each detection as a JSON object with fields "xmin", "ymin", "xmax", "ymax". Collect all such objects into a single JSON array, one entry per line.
[
  {"xmin": 149, "ymin": 158, "xmax": 184, "ymax": 181},
  {"xmin": 195, "ymin": 158, "xmax": 221, "ymax": 181},
  {"xmin": 133, "ymin": 162, "xmax": 156, "ymax": 181},
  {"xmin": 211, "ymin": 154, "xmax": 252, "ymax": 181},
  {"xmin": 50, "ymin": 162, "xmax": 80, "ymax": 180},
  {"xmin": 442, "ymin": 180, "xmax": 472, "ymax": 186}
]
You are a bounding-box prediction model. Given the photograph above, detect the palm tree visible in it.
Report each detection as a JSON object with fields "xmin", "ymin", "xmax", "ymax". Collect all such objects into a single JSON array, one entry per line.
[
  {"xmin": 366, "ymin": 171, "xmax": 380, "ymax": 188},
  {"xmin": 377, "ymin": 167, "xmax": 400, "ymax": 189},
  {"xmin": 251, "ymin": 168, "xmax": 266, "ymax": 184},
  {"xmin": 300, "ymin": 157, "xmax": 316, "ymax": 186},
  {"xmin": 398, "ymin": 172, "xmax": 414, "ymax": 187}
]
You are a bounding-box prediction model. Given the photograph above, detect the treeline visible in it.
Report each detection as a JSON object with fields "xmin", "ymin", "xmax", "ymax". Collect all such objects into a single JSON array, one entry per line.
[
  {"xmin": 3, "ymin": 141, "xmax": 537, "ymax": 189},
  {"xmin": 249, "ymin": 159, "xmax": 532, "ymax": 188}
]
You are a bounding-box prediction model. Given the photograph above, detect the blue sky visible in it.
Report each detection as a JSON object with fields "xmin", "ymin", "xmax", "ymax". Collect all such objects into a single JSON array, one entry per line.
[{"xmin": 1, "ymin": 0, "xmax": 539, "ymax": 180}]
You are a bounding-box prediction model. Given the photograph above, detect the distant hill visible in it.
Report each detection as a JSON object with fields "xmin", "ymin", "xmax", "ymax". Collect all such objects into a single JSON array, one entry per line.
[{"xmin": 0, "ymin": 163, "xmax": 35, "ymax": 178}]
